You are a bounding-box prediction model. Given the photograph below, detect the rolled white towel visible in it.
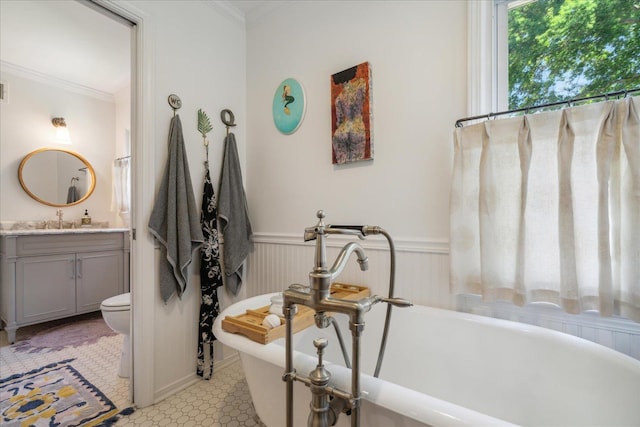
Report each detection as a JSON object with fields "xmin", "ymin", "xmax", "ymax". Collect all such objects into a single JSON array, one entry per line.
[
  {"xmin": 269, "ymin": 293, "xmax": 284, "ymax": 316},
  {"xmin": 262, "ymin": 313, "xmax": 281, "ymax": 329}
]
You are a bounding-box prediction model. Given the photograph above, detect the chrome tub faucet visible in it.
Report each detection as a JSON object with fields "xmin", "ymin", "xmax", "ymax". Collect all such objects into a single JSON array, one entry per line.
[
  {"xmin": 302, "ymin": 210, "xmax": 369, "ymax": 303},
  {"xmin": 283, "ymin": 210, "xmax": 411, "ymax": 427}
]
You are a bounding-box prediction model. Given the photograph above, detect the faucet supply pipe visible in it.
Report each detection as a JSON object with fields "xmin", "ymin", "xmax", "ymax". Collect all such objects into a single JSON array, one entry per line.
[
  {"xmin": 323, "ymin": 224, "xmax": 406, "ymax": 377},
  {"xmin": 329, "ymin": 316, "xmax": 351, "ymax": 369},
  {"xmin": 350, "ymin": 322, "xmax": 363, "ymax": 427},
  {"xmin": 284, "ymin": 304, "xmax": 296, "ymax": 427}
]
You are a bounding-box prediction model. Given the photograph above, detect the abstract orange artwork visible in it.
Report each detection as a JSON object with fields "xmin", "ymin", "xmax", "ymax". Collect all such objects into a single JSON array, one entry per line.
[{"xmin": 330, "ymin": 62, "xmax": 373, "ymax": 165}]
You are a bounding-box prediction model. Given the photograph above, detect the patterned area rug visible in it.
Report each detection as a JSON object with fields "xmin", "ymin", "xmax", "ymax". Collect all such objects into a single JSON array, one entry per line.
[
  {"xmin": 12, "ymin": 313, "xmax": 116, "ymax": 353},
  {"xmin": 0, "ymin": 358, "xmax": 133, "ymax": 427}
]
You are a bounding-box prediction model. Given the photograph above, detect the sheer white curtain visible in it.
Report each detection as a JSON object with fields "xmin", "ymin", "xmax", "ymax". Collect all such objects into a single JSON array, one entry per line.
[
  {"xmin": 111, "ymin": 157, "xmax": 131, "ymax": 227},
  {"xmin": 450, "ymin": 97, "xmax": 639, "ymax": 322}
]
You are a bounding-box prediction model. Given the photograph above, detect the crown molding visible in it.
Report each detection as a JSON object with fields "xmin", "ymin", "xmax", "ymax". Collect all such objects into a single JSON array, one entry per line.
[
  {"xmin": 0, "ymin": 61, "xmax": 115, "ymax": 103},
  {"xmin": 209, "ymin": 1, "xmax": 290, "ymax": 26},
  {"xmin": 243, "ymin": 1, "xmax": 289, "ymax": 25},
  {"xmin": 207, "ymin": 0, "xmax": 246, "ymax": 25}
]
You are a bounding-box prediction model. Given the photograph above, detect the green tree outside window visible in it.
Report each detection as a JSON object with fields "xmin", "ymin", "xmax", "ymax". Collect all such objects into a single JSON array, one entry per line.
[{"xmin": 508, "ymin": 0, "xmax": 640, "ymax": 109}]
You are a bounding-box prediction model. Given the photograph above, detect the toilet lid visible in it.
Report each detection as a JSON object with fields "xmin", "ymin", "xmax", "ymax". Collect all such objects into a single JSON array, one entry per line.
[{"xmin": 101, "ymin": 292, "xmax": 130, "ymax": 308}]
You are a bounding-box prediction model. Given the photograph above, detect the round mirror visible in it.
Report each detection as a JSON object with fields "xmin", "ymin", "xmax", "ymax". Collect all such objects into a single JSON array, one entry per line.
[{"xmin": 18, "ymin": 148, "xmax": 96, "ymax": 207}]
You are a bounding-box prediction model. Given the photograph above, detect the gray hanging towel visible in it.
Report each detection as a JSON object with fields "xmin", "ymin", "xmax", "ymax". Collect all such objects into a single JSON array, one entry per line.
[
  {"xmin": 149, "ymin": 115, "xmax": 204, "ymax": 303},
  {"xmin": 66, "ymin": 185, "xmax": 78, "ymax": 203},
  {"xmin": 218, "ymin": 132, "xmax": 252, "ymax": 295}
]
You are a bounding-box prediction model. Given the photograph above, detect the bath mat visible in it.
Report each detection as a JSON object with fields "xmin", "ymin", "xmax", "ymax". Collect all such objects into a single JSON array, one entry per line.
[
  {"xmin": 0, "ymin": 358, "xmax": 134, "ymax": 426},
  {"xmin": 12, "ymin": 313, "xmax": 116, "ymax": 353}
]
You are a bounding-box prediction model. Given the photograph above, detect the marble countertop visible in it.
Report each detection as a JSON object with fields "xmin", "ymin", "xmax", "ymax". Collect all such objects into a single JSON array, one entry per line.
[
  {"xmin": 0, "ymin": 227, "xmax": 129, "ymax": 236},
  {"xmin": 0, "ymin": 220, "xmax": 128, "ymax": 236}
]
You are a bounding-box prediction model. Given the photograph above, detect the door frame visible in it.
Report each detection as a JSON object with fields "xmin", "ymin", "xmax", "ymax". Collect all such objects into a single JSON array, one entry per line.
[{"xmin": 91, "ymin": 0, "xmax": 157, "ymax": 408}]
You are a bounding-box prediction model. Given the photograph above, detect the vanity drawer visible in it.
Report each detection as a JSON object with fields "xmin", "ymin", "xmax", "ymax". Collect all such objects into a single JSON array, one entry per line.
[{"xmin": 16, "ymin": 232, "xmax": 124, "ymax": 256}]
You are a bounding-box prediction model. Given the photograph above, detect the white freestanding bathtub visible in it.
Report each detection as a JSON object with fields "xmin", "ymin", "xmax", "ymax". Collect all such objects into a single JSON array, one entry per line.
[{"xmin": 213, "ymin": 293, "xmax": 640, "ymax": 426}]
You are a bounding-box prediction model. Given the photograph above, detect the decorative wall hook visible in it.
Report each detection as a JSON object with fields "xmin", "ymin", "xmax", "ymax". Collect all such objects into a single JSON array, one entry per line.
[
  {"xmin": 220, "ymin": 109, "xmax": 236, "ymax": 136},
  {"xmin": 198, "ymin": 109, "xmax": 213, "ymax": 144},
  {"xmin": 168, "ymin": 94, "xmax": 182, "ymax": 117},
  {"xmin": 198, "ymin": 109, "xmax": 213, "ymax": 166}
]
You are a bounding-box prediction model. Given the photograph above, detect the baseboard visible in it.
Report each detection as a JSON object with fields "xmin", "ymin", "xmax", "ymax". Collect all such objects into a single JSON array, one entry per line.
[{"xmin": 153, "ymin": 353, "xmax": 241, "ymax": 404}]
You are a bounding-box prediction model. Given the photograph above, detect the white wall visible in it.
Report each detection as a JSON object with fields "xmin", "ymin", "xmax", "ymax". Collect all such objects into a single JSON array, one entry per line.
[
  {"xmin": 132, "ymin": 0, "xmax": 468, "ymax": 404},
  {"xmin": 241, "ymin": 1, "xmax": 466, "ymax": 310},
  {"xmin": 112, "ymin": 86, "xmax": 131, "ymax": 228},
  {"xmin": 123, "ymin": 0, "xmax": 247, "ymax": 405},
  {"xmin": 2, "ymin": 0, "xmax": 469, "ymax": 406},
  {"xmin": 245, "ymin": 1, "xmax": 467, "ymax": 240},
  {"xmin": 115, "ymin": 86, "xmax": 131, "ymax": 159},
  {"xmin": 0, "ymin": 71, "xmax": 118, "ymax": 225},
  {"xmin": 1, "ymin": 0, "xmax": 248, "ymax": 407}
]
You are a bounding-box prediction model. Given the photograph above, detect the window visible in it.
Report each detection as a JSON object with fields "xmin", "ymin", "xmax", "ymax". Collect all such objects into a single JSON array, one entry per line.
[{"xmin": 469, "ymin": 0, "xmax": 640, "ymax": 114}]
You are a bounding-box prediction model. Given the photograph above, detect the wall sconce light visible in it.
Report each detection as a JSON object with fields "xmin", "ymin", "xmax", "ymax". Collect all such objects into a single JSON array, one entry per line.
[{"xmin": 52, "ymin": 117, "xmax": 71, "ymax": 144}]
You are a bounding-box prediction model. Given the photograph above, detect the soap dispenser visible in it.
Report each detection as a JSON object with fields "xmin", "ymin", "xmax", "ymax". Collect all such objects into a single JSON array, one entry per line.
[{"xmin": 81, "ymin": 209, "xmax": 92, "ymax": 226}]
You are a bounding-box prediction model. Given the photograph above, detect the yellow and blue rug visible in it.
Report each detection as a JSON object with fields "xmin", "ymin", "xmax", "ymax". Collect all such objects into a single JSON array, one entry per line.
[{"xmin": 0, "ymin": 358, "xmax": 133, "ymax": 426}]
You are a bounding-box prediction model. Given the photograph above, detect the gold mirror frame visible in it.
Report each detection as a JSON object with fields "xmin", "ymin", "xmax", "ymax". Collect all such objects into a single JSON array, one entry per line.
[{"xmin": 18, "ymin": 148, "xmax": 96, "ymax": 207}]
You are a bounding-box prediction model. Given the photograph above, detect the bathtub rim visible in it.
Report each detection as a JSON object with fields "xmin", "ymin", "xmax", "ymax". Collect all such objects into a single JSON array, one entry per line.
[
  {"xmin": 214, "ymin": 293, "xmax": 640, "ymax": 375},
  {"xmin": 213, "ymin": 293, "xmax": 525, "ymax": 427}
]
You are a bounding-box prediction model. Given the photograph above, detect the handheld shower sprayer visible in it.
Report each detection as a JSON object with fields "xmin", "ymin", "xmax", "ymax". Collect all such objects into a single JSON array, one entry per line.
[
  {"xmin": 325, "ymin": 224, "xmax": 383, "ymax": 239},
  {"xmin": 302, "ymin": 210, "xmax": 383, "ymax": 242}
]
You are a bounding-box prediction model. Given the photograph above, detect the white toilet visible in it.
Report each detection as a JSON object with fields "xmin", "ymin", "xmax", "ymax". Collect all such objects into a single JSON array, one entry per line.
[{"xmin": 100, "ymin": 292, "xmax": 131, "ymax": 378}]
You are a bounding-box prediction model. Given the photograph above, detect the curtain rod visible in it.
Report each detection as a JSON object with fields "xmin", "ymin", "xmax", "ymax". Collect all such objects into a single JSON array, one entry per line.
[
  {"xmin": 115, "ymin": 155, "xmax": 131, "ymax": 161},
  {"xmin": 455, "ymin": 87, "xmax": 640, "ymax": 128}
]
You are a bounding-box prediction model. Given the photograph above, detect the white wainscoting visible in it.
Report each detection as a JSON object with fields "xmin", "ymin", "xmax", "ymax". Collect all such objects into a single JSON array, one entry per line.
[
  {"xmin": 243, "ymin": 232, "xmax": 640, "ymax": 361},
  {"xmin": 245, "ymin": 233, "xmax": 454, "ymax": 309},
  {"xmin": 458, "ymin": 295, "xmax": 640, "ymax": 361}
]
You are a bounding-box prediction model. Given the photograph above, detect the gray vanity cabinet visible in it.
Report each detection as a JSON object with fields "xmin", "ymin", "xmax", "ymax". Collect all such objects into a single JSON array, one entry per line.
[
  {"xmin": 76, "ymin": 250, "xmax": 124, "ymax": 312},
  {"xmin": 1, "ymin": 230, "xmax": 129, "ymax": 343},
  {"xmin": 16, "ymin": 253, "xmax": 77, "ymax": 324}
]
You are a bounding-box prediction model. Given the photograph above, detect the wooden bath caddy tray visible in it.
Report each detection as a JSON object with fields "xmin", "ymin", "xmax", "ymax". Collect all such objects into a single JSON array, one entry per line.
[{"xmin": 221, "ymin": 283, "xmax": 369, "ymax": 344}]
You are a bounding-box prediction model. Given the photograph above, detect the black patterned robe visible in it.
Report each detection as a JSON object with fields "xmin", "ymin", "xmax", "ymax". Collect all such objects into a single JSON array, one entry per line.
[{"xmin": 197, "ymin": 168, "xmax": 223, "ymax": 379}]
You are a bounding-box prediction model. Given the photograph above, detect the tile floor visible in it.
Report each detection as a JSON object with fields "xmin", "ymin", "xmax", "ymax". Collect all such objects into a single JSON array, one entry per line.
[{"xmin": 1, "ymin": 315, "xmax": 265, "ymax": 426}]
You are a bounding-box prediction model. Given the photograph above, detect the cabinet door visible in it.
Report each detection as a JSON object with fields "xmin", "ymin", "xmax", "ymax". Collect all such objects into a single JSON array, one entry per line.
[
  {"xmin": 16, "ymin": 254, "xmax": 76, "ymax": 324},
  {"xmin": 76, "ymin": 250, "xmax": 124, "ymax": 313}
]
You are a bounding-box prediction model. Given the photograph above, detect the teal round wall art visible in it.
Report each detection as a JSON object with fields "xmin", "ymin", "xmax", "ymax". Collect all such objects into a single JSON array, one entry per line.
[{"xmin": 272, "ymin": 78, "xmax": 306, "ymax": 134}]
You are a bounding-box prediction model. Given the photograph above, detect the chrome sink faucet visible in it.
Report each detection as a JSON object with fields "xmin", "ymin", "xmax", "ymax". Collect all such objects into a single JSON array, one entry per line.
[{"xmin": 56, "ymin": 208, "xmax": 63, "ymax": 229}]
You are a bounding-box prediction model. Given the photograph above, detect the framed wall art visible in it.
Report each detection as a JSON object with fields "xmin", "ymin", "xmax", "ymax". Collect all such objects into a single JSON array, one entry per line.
[
  {"xmin": 330, "ymin": 62, "xmax": 373, "ymax": 165},
  {"xmin": 272, "ymin": 78, "xmax": 306, "ymax": 135}
]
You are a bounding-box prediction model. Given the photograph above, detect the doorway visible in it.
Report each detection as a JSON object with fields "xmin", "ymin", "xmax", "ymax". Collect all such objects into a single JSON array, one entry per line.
[{"xmin": 0, "ymin": 0, "xmax": 135, "ymax": 404}]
